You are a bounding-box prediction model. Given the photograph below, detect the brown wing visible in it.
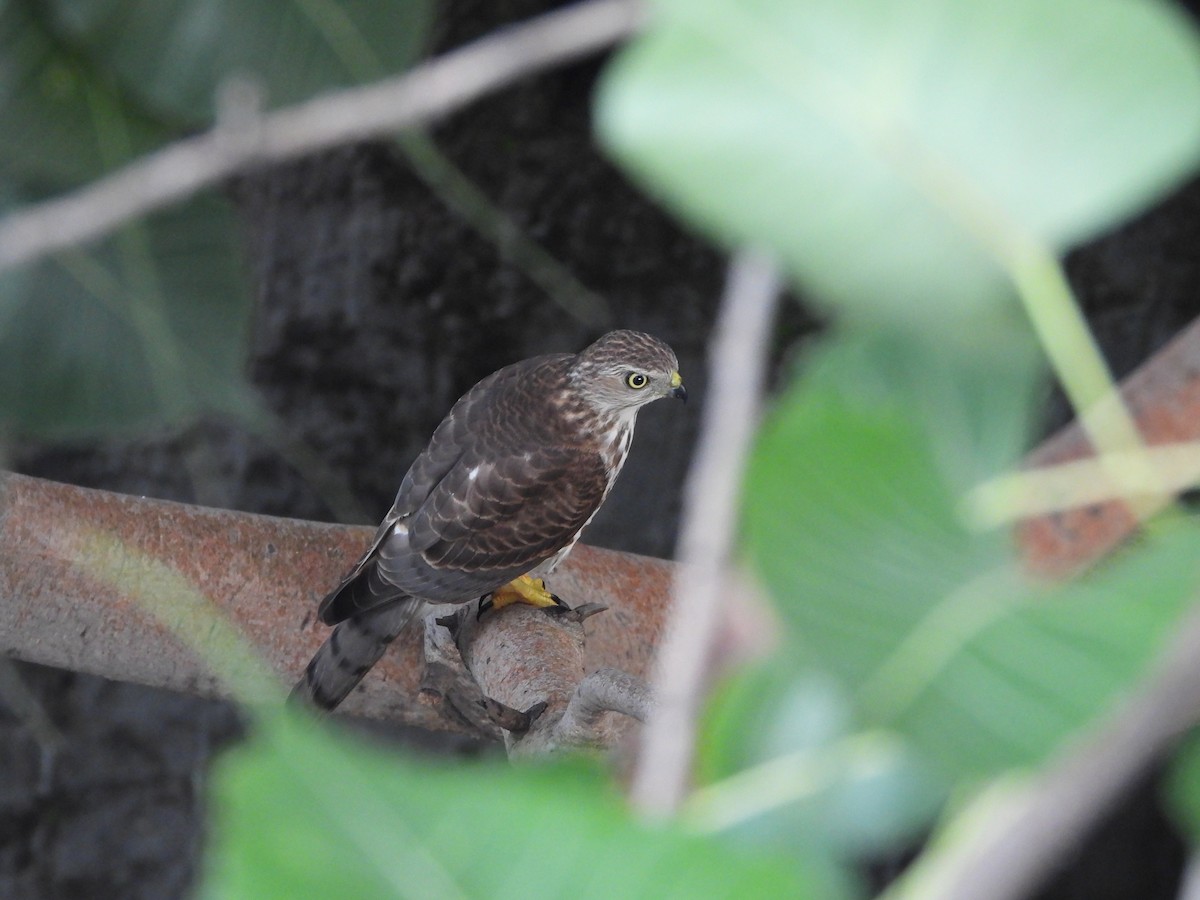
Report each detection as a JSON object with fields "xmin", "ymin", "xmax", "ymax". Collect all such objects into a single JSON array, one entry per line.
[
  {"xmin": 313, "ymin": 511, "xmax": 403, "ymax": 625},
  {"xmin": 390, "ymin": 354, "xmax": 571, "ymax": 518},
  {"xmin": 319, "ymin": 353, "xmax": 605, "ymax": 621},
  {"xmin": 319, "ymin": 445, "xmax": 608, "ymax": 623},
  {"xmin": 406, "ymin": 445, "xmax": 610, "ymax": 574}
]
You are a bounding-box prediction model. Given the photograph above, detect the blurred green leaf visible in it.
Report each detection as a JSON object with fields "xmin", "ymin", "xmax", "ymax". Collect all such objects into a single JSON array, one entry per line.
[
  {"xmin": 883, "ymin": 526, "xmax": 1200, "ymax": 775},
  {"xmin": 202, "ymin": 712, "xmax": 840, "ymax": 900},
  {"xmin": 44, "ymin": 0, "xmax": 434, "ymax": 123},
  {"xmin": 0, "ymin": 191, "xmax": 249, "ymax": 439},
  {"xmin": 700, "ymin": 661, "xmax": 847, "ymax": 783},
  {"xmin": 0, "ymin": 0, "xmax": 169, "ymax": 190},
  {"xmin": 1166, "ymin": 732, "xmax": 1200, "ymax": 845},
  {"xmin": 696, "ymin": 661, "xmax": 944, "ymax": 861},
  {"xmin": 597, "ymin": 0, "xmax": 1200, "ymax": 332},
  {"xmin": 744, "ymin": 330, "xmax": 1032, "ymax": 690},
  {"xmin": 743, "ymin": 330, "xmax": 1200, "ymax": 778}
]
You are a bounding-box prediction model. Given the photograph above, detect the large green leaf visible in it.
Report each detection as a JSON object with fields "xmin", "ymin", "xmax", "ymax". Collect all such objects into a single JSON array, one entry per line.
[
  {"xmin": 201, "ymin": 712, "xmax": 839, "ymax": 900},
  {"xmin": 44, "ymin": 0, "xmax": 434, "ymax": 124},
  {"xmin": 0, "ymin": 191, "xmax": 250, "ymax": 439},
  {"xmin": 875, "ymin": 526, "xmax": 1200, "ymax": 775},
  {"xmin": 596, "ymin": 0, "xmax": 1200, "ymax": 330},
  {"xmin": 0, "ymin": 0, "xmax": 169, "ymax": 190},
  {"xmin": 743, "ymin": 331, "xmax": 1200, "ymax": 778}
]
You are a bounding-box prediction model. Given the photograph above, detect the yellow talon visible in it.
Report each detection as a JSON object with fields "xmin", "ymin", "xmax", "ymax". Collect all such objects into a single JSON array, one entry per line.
[{"xmin": 488, "ymin": 575, "xmax": 562, "ymax": 611}]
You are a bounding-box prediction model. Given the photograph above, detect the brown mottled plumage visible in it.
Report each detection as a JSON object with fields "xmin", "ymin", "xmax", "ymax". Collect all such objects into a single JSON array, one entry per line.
[{"xmin": 291, "ymin": 330, "xmax": 685, "ymax": 711}]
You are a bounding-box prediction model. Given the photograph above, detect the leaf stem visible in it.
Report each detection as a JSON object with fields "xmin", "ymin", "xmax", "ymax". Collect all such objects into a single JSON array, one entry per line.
[{"xmin": 1007, "ymin": 245, "xmax": 1168, "ymax": 521}]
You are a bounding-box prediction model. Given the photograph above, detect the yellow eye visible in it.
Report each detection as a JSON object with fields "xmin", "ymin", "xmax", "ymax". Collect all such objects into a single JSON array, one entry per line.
[{"xmin": 625, "ymin": 372, "xmax": 649, "ymax": 389}]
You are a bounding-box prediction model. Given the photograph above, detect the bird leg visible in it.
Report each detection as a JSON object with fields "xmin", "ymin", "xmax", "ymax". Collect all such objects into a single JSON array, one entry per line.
[{"xmin": 478, "ymin": 574, "xmax": 569, "ymax": 618}]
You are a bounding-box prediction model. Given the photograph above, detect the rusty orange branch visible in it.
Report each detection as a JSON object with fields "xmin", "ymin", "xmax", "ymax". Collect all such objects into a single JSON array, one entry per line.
[{"xmin": 0, "ymin": 471, "xmax": 672, "ymax": 729}]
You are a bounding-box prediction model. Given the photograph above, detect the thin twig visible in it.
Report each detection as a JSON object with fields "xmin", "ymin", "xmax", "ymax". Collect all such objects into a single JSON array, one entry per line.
[
  {"xmin": 630, "ymin": 249, "xmax": 782, "ymax": 818},
  {"xmin": 0, "ymin": 0, "xmax": 645, "ymax": 273}
]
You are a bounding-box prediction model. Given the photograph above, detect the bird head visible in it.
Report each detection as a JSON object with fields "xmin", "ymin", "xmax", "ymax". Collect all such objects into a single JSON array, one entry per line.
[{"xmin": 570, "ymin": 330, "xmax": 687, "ymax": 413}]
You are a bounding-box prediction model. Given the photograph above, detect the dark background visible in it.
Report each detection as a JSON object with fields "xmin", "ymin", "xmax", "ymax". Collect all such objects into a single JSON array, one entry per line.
[{"xmin": 3, "ymin": 0, "xmax": 1200, "ymax": 896}]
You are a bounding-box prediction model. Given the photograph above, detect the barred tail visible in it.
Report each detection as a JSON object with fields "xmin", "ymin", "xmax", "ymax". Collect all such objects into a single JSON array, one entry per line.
[{"xmin": 288, "ymin": 599, "xmax": 421, "ymax": 712}]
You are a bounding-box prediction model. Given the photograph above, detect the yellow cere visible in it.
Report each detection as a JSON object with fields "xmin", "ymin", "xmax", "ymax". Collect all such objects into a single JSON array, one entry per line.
[{"xmin": 670, "ymin": 371, "xmax": 683, "ymax": 388}]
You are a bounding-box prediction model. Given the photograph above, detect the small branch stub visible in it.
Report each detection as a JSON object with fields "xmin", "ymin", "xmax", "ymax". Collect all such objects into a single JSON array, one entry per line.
[
  {"xmin": 423, "ymin": 600, "xmax": 652, "ymax": 758},
  {"xmin": 419, "ymin": 607, "xmax": 503, "ymax": 740}
]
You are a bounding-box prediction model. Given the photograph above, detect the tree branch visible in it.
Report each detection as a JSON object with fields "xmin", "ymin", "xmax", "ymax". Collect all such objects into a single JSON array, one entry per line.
[
  {"xmin": 449, "ymin": 603, "xmax": 649, "ymax": 757},
  {"xmin": 0, "ymin": 0, "xmax": 645, "ymax": 273},
  {"xmin": 556, "ymin": 667, "xmax": 653, "ymax": 744},
  {"xmin": 0, "ymin": 470, "xmax": 673, "ymax": 732}
]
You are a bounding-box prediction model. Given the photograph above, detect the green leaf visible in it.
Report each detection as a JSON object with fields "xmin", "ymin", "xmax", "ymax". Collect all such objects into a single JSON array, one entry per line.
[
  {"xmin": 596, "ymin": 0, "xmax": 1200, "ymax": 331},
  {"xmin": 696, "ymin": 661, "xmax": 944, "ymax": 861},
  {"xmin": 743, "ymin": 330, "xmax": 1200, "ymax": 778},
  {"xmin": 0, "ymin": 191, "xmax": 250, "ymax": 439},
  {"xmin": 201, "ymin": 712, "xmax": 839, "ymax": 900},
  {"xmin": 0, "ymin": 0, "xmax": 170, "ymax": 190},
  {"xmin": 700, "ymin": 661, "xmax": 852, "ymax": 784},
  {"xmin": 1165, "ymin": 732, "xmax": 1200, "ymax": 845},
  {"xmin": 44, "ymin": 0, "xmax": 434, "ymax": 124},
  {"xmin": 744, "ymin": 331, "xmax": 1028, "ymax": 690},
  {"xmin": 877, "ymin": 526, "xmax": 1200, "ymax": 775}
]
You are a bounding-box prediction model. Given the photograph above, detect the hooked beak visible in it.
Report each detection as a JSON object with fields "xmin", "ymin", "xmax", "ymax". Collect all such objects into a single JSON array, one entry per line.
[{"xmin": 670, "ymin": 371, "xmax": 687, "ymax": 403}]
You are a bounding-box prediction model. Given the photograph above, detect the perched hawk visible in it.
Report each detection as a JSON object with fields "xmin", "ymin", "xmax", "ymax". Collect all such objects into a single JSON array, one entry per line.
[{"xmin": 291, "ymin": 330, "xmax": 686, "ymax": 711}]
